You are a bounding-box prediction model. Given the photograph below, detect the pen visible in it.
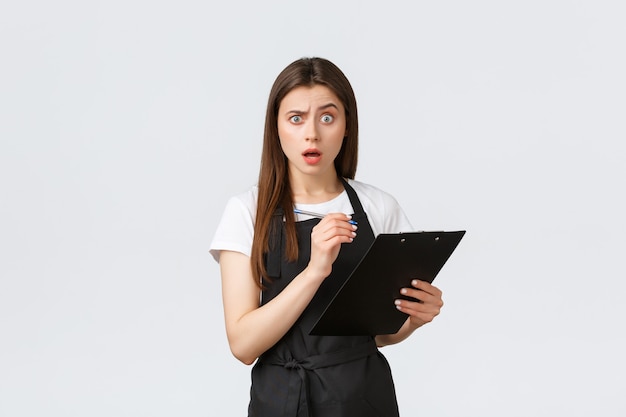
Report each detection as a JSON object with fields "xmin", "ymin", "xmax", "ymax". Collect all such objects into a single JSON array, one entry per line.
[{"xmin": 293, "ymin": 208, "xmax": 358, "ymax": 225}]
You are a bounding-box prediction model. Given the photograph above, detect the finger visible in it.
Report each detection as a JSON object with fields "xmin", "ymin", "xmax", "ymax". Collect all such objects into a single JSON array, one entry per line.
[
  {"xmin": 399, "ymin": 287, "xmax": 426, "ymax": 304},
  {"xmin": 324, "ymin": 212, "xmax": 355, "ymax": 223},
  {"xmin": 399, "ymin": 287, "xmax": 443, "ymax": 308},
  {"xmin": 395, "ymin": 306, "xmax": 439, "ymax": 326},
  {"xmin": 315, "ymin": 214, "xmax": 358, "ymax": 232},
  {"xmin": 327, "ymin": 234, "xmax": 355, "ymax": 245},
  {"xmin": 312, "ymin": 224, "xmax": 357, "ymax": 242},
  {"xmin": 313, "ymin": 221, "xmax": 358, "ymax": 242},
  {"xmin": 395, "ymin": 298, "xmax": 441, "ymax": 319},
  {"xmin": 410, "ymin": 279, "xmax": 442, "ymax": 296}
]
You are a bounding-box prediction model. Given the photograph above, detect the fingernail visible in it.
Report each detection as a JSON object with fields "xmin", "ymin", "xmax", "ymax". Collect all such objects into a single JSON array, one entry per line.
[
  {"xmin": 411, "ymin": 280, "xmax": 418, "ymax": 286},
  {"xmin": 400, "ymin": 288, "xmax": 408, "ymax": 295},
  {"xmin": 394, "ymin": 299, "xmax": 401, "ymax": 305}
]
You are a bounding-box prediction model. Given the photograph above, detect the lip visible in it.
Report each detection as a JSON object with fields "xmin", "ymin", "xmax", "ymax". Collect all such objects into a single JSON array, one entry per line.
[{"xmin": 302, "ymin": 148, "xmax": 322, "ymax": 165}]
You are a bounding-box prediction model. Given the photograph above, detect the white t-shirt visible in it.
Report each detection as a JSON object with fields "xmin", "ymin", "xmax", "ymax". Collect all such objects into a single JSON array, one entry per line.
[{"xmin": 209, "ymin": 179, "xmax": 413, "ymax": 262}]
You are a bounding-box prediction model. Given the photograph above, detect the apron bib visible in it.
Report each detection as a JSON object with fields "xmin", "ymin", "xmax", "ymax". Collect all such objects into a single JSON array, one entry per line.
[{"xmin": 248, "ymin": 179, "xmax": 400, "ymax": 417}]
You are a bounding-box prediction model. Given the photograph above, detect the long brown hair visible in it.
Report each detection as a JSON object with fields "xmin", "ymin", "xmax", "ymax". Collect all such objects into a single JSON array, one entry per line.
[{"xmin": 250, "ymin": 57, "xmax": 359, "ymax": 287}]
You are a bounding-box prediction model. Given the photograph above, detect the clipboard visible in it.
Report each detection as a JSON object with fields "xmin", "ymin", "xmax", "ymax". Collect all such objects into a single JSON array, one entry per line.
[{"xmin": 309, "ymin": 230, "xmax": 466, "ymax": 336}]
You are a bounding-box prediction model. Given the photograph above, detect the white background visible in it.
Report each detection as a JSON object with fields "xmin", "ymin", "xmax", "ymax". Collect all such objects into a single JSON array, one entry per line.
[{"xmin": 1, "ymin": 1, "xmax": 625, "ymax": 416}]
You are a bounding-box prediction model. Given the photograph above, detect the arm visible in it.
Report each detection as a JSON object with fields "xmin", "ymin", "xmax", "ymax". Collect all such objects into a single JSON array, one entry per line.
[
  {"xmin": 220, "ymin": 213, "xmax": 357, "ymax": 365},
  {"xmin": 375, "ymin": 279, "xmax": 444, "ymax": 347}
]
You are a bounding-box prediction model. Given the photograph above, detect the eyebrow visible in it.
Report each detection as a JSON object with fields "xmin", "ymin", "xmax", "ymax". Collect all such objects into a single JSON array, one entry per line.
[{"xmin": 285, "ymin": 103, "xmax": 339, "ymax": 114}]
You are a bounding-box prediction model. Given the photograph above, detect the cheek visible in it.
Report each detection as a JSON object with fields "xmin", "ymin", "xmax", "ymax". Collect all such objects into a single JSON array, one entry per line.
[
  {"xmin": 277, "ymin": 124, "xmax": 290, "ymax": 151},
  {"xmin": 277, "ymin": 122, "xmax": 285, "ymax": 140},
  {"xmin": 331, "ymin": 124, "xmax": 347, "ymax": 145},
  {"xmin": 277, "ymin": 132, "xmax": 296, "ymax": 156},
  {"xmin": 333, "ymin": 120, "xmax": 347, "ymax": 139},
  {"xmin": 277, "ymin": 121, "xmax": 296, "ymax": 142}
]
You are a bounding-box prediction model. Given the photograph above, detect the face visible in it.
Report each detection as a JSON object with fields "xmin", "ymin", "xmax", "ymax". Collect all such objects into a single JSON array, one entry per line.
[{"xmin": 277, "ymin": 84, "xmax": 347, "ymax": 182}]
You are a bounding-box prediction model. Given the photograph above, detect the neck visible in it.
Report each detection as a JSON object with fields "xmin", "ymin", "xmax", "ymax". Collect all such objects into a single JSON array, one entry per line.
[{"xmin": 289, "ymin": 169, "xmax": 344, "ymax": 204}]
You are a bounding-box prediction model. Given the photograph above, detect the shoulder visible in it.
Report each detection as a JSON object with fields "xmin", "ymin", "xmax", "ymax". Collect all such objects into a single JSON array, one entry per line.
[
  {"xmin": 346, "ymin": 178, "xmax": 404, "ymax": 214},
  {"xmin": 225, "ymin": 185, "xmax": 258, "ymax": 216},
  {"xmin": 346, "ymin": 178, "xmax": 413, "ymax": 234},
  {"xmin": 347, "ymin": 179, "xmax": 398, "ymax": 202}
]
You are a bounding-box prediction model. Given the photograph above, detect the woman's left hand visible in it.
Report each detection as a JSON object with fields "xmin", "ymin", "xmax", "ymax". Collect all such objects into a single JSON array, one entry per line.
[{"xmin": 394, "ymin": 280, "xmax": 444, "ymax": 329}]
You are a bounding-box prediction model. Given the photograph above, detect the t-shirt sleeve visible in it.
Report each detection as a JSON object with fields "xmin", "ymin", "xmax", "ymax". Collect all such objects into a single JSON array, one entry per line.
[
  {"xmin": 209, "ymin": 192, "xmax": 256, "ymax": 263},
  {"xmin": 380, "ymin": 192, "xmax": 413, "ymax": 234}
]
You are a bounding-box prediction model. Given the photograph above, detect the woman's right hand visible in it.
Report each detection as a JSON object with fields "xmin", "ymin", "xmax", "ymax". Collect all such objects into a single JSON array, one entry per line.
[
  {"xmin": 220, "ymin": 213, "xmax": 356, "ymax": 364},
  {"xmin": 307, "ymin": 213, "xmax": 357, "ymax": 279}
]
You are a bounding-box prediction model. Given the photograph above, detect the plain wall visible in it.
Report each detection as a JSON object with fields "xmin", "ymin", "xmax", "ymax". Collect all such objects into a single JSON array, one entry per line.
[{"xmin": 1, "ymin": 1, "xmax": 625, "ymax": 416}]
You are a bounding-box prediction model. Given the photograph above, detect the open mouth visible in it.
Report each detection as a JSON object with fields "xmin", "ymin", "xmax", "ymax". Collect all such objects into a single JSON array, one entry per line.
[{"xmin": 302, "ymin": 149, "xmax": 322, "ymax": 164}]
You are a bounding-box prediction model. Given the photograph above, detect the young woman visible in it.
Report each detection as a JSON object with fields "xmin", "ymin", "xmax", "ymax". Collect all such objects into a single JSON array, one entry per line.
[{"xmin": 209, "ymin": 57, "xmax": 444, "ymax": 417}]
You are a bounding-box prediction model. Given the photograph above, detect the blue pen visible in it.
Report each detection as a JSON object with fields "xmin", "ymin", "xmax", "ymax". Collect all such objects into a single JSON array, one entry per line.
[{"xmin": 293, "ymin": 208, "xmax": 358, "ymax": 225}]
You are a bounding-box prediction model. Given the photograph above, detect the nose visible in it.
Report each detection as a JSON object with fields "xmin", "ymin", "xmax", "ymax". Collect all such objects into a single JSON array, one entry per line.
[{"xmin": 304, "ymin": 120, "xmax": 319, "ymax": 142}]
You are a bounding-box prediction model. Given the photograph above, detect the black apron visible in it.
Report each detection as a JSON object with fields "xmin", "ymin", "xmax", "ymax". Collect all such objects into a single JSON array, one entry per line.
[{"xmin": 248, "ymin": 179, "xmax": 400, "ymax": 417}]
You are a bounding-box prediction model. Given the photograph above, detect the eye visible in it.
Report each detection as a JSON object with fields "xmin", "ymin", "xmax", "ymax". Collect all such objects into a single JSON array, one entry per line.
[
  {"xmin": 321, "ymin": 114, "xmax": 334, "ymax": 123},
  {"xmin": 290, "ymin": 115, "xmax": 302, "ymax": 123}
]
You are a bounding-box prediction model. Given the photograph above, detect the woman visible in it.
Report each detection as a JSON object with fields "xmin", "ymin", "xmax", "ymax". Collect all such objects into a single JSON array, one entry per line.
[{"xmin": 210, "ymin": 57, "xmax": 443, "ymax": 416}]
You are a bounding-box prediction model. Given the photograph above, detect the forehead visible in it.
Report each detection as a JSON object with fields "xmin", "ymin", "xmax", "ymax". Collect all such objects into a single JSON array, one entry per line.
[{"xmin": 279, "ymin": 84, "xmax": 344, "ymax": 111}]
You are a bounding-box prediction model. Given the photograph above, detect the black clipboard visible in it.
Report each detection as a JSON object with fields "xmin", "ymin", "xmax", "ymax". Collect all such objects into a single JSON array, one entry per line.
[{"xmin": 309, "ymin": 230, "xmax": 466, "ymax": 336}]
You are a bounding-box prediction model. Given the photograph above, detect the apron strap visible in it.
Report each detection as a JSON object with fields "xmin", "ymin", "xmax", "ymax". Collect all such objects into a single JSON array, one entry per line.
[
  {"xmin": 265, "ymin": 208, "xmax": 284, "ymax": 279},
  {"xmin": 339, "ymin": 177, "xmax": 367, "ymax": 218}
]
